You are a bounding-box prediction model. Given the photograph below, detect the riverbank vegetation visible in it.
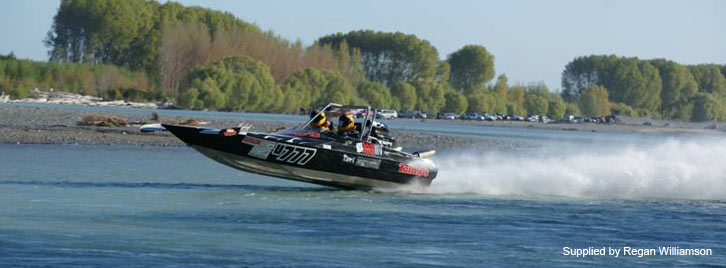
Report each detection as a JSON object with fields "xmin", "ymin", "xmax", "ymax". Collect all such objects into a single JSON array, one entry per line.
[{"xmin": 1, "ymin": 0, "xmax": 725, "ymax": 122}]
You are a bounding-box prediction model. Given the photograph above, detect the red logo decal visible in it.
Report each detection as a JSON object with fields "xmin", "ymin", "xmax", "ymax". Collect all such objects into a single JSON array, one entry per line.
[
  {"xmin": 361, "ymin": 143, "xmax": 382, "ymax": 156},
  {"xmin": 362, "ymin": 143, "xmax": 375, "ymax": 155},
  {"xmin": 243, "ymin": 136, "xmax": 262, "ymax": 145},
  {"xmin": 290, "ymin": 131, "xmax": 321, "ymax": 138},
  {"xmin": 398, "ymin": 163, "xmax": 430, "ymax": 177}
]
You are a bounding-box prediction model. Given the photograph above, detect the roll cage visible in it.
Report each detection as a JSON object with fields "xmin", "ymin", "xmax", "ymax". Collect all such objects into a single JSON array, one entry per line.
[{"xmin": 299, "ymin": 103, "xmax": 378, "ymax": 142}]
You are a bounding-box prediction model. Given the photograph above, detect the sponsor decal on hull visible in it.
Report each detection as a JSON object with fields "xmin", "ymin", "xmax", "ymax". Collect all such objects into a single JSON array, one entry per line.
[
  {"xmin": 355, "ymin": 156, "xmax": 381, "ymax": 169},
  {"xmin": 342, "ymin": 154, "xmax": 381, "ymax": 169},
  {"xmin": 342, "ymin": 154, "xmax": 355, "ymax": 164},
  {"xmin": 243, "ymin": 136, "xmax": 275, "ymax": 159},
  {"xmin": 398, "ymin": 163, "xmax": 430, "ymax": 177},
  {"xmin": 288, "ymin": 131, "xmax": 321, "ymax": 138},
  {"xmin": 271, "ymin": 143, "xmax": 317, "ymax": 165},
  {"xmin": 356, "ymin": 142, "xmax": 382, "ymax": 156}
]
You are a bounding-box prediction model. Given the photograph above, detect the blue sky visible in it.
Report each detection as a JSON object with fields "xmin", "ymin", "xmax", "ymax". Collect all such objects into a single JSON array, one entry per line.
[{"xmin": 1, "ymin": 0, "xmax": 724, "ymax": 91}]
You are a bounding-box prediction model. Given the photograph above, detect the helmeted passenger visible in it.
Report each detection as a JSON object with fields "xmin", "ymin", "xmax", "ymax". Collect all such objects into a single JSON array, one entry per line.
[
  {"xmin": 337, "ymin": 114, "xmax": 359, "ymax": 137},
  {"xmin": 309, "ymin": 110, "xmax": 331, "ymax": 131}
]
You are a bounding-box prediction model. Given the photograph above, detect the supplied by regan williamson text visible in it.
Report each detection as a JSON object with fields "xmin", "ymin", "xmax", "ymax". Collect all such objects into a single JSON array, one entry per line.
[{"xmin": 562, "ymin": 246, "xmax": 713, "ymax": 258}]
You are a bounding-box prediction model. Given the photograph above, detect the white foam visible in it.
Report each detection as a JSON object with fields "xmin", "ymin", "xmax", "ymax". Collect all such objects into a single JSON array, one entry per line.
[{"xmin": 426, "ymin": 138, "xmax": 726, "ymax": 200}]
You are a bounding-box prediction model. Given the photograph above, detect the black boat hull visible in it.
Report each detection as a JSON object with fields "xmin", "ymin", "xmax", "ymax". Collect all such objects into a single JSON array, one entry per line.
[{"xmin": 163, "ymin": 124, "xmax": 437, "ymax": 190}]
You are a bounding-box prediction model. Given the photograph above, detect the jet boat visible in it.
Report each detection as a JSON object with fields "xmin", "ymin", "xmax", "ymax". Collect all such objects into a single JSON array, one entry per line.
[{"xmin": 161, "ymin": 103, "xmax": 437, "ymax": 190}]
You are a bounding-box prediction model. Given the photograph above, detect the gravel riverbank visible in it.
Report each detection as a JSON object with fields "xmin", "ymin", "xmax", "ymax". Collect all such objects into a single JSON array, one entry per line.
[
  {"xmin": 1, "ymin": 104, "xmax": 723, "ymax": 150},
  {"xmin": 0, "ymin": 105, "xmax": 530, "ymax": 150}
]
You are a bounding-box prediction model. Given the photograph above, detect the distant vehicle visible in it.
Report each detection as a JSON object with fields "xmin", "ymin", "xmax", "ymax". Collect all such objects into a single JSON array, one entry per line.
[
  {"xmin": 572, "ymin": 116, "xmax": 593, "ymax": 123},
  {"xmin": 397, "ymin": 110, "xmax": 416, "ymax": 119},
  {"xmin": 437, "ymin": 113, "xmax": 458, "ymax": 120},
  {"xmin": 505, "ymin": 115, "xmax": 524, "ymax": 121},
  {"xmin": 539, "ymin": 116, "xmax": 550, "ymax": 123},
  {"xmin": 464, "ymin": 113, "xmax": 486, "ymax": 120},
  {"xmin": 563, "ymin": 115, "xmax": 575, "ymax": 122},
  {"xmin": 377, "ymin": 109, "xmax": 398, "ymax": 119},
  {"xmin": 484, "ymin": 113, "xmax": 499, "ymax": 121},
  {"xmin": 398, "ymin": 110, "xmax": 428, "ymax": 119},
  {"xmin": 526, "ymin": 115, "xmax": 540, "ymax": 122},
  {"xmin": 591, "ymin": 116, "xmax": 615, "ymax": 124},
  {"xmin": 416, "ymin": 111, "xmax": 428, "ymax": 119}
]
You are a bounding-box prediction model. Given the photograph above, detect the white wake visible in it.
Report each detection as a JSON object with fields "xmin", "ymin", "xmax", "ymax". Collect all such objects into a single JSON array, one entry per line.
[{"xmin": 427, "ymin": 138, "xmax": 726, "ymax": 200}]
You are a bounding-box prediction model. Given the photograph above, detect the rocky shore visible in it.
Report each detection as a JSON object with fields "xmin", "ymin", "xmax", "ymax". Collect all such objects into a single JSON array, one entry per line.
[
  {"xmin": 1, "ymin": 104, "xmax": 723, "ymax": 150},
  {"xmin": 0, "ymin": 105, "xmax": 532, "ymax": 150},
  {"xmin": 5, "ymin": 90, "xmax": 159, "ymax": 109}
]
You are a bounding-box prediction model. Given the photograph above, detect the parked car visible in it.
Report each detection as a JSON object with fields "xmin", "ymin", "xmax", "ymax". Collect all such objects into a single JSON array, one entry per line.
[
  {"xmin": 539, "ymin": 115, "xmax": 550, "ymax": 123},
  {"xmin": 377, "ymin": 109, "xmax": 398, "ymax": 119},
  {"xmin": 399, "ymin": 110, "xmax": 428, "ymax": 119},
  {"xmin": 437, "ymin": 113, "xmax": 459, "ymax": 120},
  {"xmin": 526, "ymin": 115, "xmax": 540, "ymax": 122},
  {"xmin": 573, "ymin": 116, "xmax": 592, "ymax": 123},
  {"xmin": 562, "ymin": 114, "xmax": 575, "ymax": 122},
  {"xmin": 505, "ymin": 114, "xmax": 524, "ymax": 121},
  {"xmin": 464, "ymin": 113, "xmax": 486, "ymax": 120},
  {"xmin": 397, "ymin": 110, "xmax": 417, "ymax": 119},
  {"xmin": 483, "ymin": 113, "xmax": 499, "ymax": 121},
  {"xmin": 416, "ymin": 111, "xmax": 428, "ymax": 119}
]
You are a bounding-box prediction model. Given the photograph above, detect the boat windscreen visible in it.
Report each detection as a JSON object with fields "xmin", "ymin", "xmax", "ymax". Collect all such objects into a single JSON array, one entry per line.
[
  {"xmin": 274, "ymin": 126, "xmax": 326, "ymax": 139},
  {"xmin": 300, "ymin": 103, "xmax": 377, "ymax": 141}
]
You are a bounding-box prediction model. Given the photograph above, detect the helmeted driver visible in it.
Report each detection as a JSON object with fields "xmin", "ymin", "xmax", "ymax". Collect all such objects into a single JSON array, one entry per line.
[
  {"xmin": 309, "ymin": 110, "xmax": 331, "ymax": 131},
  {"xmin": 337, "ymin": 114, "xmax": 359, "ymax": 137}
]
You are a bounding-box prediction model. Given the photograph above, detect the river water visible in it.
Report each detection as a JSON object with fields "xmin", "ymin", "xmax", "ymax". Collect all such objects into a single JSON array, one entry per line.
[{"xmin": 1, "ymin": 105, "xmax": 725, "ymax": 267}]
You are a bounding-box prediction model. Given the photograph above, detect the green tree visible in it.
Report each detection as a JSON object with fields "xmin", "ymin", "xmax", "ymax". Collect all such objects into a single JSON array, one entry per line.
[
  {"xmin": 564, "ymin": 102, "xmax": 581, "ymax": 116},
  {"xmin": 579, "ymin": 85, "xmax": 610, "ymax": 117},
  {"xmin": 561, "ymin": 55, "xmax": 619, "ymax": 100},
  {"xmin": 320, "ymin": 72, "xmax": 356, "ymax": 105},
  {"xmin": 186, "ymin": 56, "xmax": 278, "ymax": 111},
  {"xmin": 443, "ymin": 89, "xmax": 468, "ymax": 114},
  {"xmin": 0, "ymin": 57, "xmax": 151, "ymax": 101},
  {"xmin": 411, "ymin": 78, "xmax": 446, "ymax": 114},
  {"xmin": 561, "ymin": 55, "xmax": 662, "ymax": 114},
  {"xmin": 357, "ymin": 81, "xmax": 392, "ymax": 108},
  {"xmin": 547, "ymin": 97, "xmax": 566, "ymax": 120},
  {"xmin": 524, "ymin": 94, "xmax": 549, "ymax": 115},
  {"xmin": 691, "ymin": 93, "xmax": 725, "ymax": 122},
  {"xmin": 390, "ymin": 81, "xmax": 417, "ymax": 110},
  {"xmin": 492, "ymin": 95, "xmax": 508, "ymax": 115},
  {"xmin": 46, "ymin": 0, "xmax": 258, "ymax": 73},
  {"xmin": 688, "ymin": 64, "xmax": 726, "ymax": 95},
  {"xmin": 467, "ymin": 91, "xmax": 498, "ymax": 113},
  {"xmin": 317, "ymin": 30, "xmax": 439, "ymax": 85},
  {"xmin": 436, "ymin": 61, "xmax": 451, "ymax": 82},
  {"xmin": 196, "ymin": 78, "xmax": 225, "ymax": 109},
  {"xmin": 280, "ymin": 68, "xmax": 356, "ymax": 112},
  {"xmin": 608, "ymin": 59, "xmax": 661, "ymax": 113},
  {"xmin": 610, "ymin": 102, "xmax": 638, "ymax": 117},
  {"xmin": 177, "ymin": 88, "xmax": 199, "ymax": 108},
  {"xmin": 446, "ymin": 45, "xmax": 495, "ymax": 93},
  {"xmin": 507, "ymin": 85, "xmax": 525, "ymax": 115},
  {"xmin": 493, "ymin": 74, "xmax": 508, "ymax": 99},
  {"xmin": 649, "ymin": 59, "xmax": 698, "ymax": 120}
]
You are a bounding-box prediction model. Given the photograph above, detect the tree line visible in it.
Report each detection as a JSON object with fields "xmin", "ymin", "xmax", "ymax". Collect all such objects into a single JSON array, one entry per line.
[
  {"xmin": 562, "ymin": 55, "xmax": 726, "ymax": 121},
  {"xmin": 0, "ymin": 53, "xmax": 151, "ymax": 100},
  {"xmin": 1, "ymin": 0, "xmax": 724, "ymax": 122}
]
